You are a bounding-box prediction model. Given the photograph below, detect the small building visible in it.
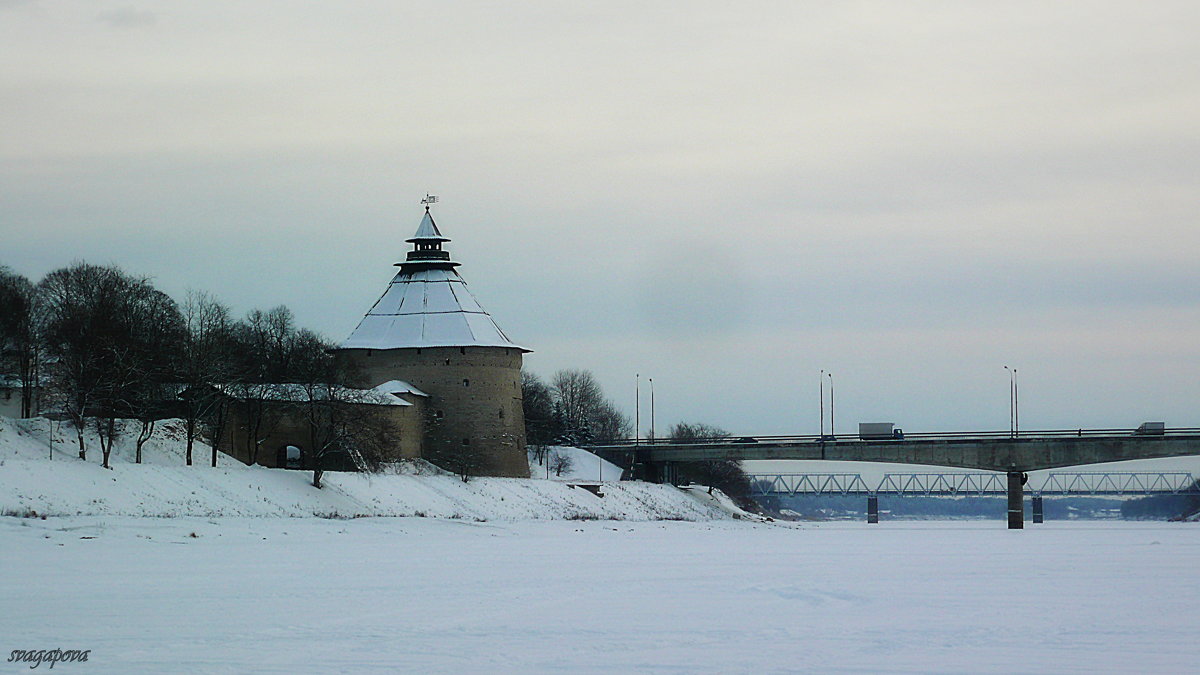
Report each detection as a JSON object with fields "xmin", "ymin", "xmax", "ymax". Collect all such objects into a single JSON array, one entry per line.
[
  {"xmin": 0, "ymin": 377, "xmax": 23, "ymax": 418},
  {"xmin": 215, "ymin": 381, "xmax": 429, "ymax": 469},
  {"xmin": 0, "ymin": 375, "xmax": 38, "ymax": 419}
]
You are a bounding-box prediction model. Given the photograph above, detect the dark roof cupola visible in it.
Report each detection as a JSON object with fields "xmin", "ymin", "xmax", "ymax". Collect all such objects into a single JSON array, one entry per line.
[{"xmin": 401, "ymin": 207, "xmax": 460, "ymax": 271}]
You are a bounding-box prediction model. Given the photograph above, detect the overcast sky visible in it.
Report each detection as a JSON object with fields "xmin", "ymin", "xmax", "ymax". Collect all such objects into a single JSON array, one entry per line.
[{"xmin": 3, "ymin": 1, "xmax": 1200, "ymax": 436}]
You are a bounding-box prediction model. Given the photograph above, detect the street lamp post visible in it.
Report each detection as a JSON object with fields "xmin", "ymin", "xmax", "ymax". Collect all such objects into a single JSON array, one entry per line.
[
  {"xmin": 635, "ymin": 373, "xmax": 640, "ymax": 446},
  {"xmin": 819, "ymin": 369, "xmax": 825, "ymax": 439},
  {"xmin": 828, "ymin": 372, "xmax": 835, "ymax": 440},
  {"xmin": 1004, "ymin": 366, "xmax": 1018, "ymax": 438},
  {"xmin": 1014, "ymin": 368, "xmax": 1019, "ymax": 437},
  {"xmin": 649, "ymin": 377, "xmax": 655, "ymax": 444}
]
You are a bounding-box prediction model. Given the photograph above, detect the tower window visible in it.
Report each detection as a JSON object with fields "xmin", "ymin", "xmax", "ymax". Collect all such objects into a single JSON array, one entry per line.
[
  {"xmin": 445, "ymin": 359, "xmax": 451, "ymax": 366},
  {"xmin": 435, "ymin": 410, "xmax": 444, "ymax": 419},
  {"xmin": 462, "ymin": 438, "xmax": 471, "ymax": 446},
  {"xmin": 463, "ymin": 379, "xmax": 470, "ymax": 387},
  {"xmin": 499, "ymin": 408, "xmax": 504, "ymax": 419},
  {"xmin": 460, "ymin": 347, "xmax": 466, "ymax": 355},
  {"xmin": 416, "ymin": 348, "xmax": 421, "ymax": 355}
]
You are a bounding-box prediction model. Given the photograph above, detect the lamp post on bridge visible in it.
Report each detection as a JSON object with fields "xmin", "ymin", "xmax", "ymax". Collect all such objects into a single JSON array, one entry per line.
[
  {"xmin": 1004, "ymin": 366, "xmax": 1018, "ymax": 438},
  {"xmin": 828, "ymin": 372, "xmax": 835, "ymax": 441},
  {"xmin": 635, "ymin": 373, "xmax": 640, "ymax": 446},
  {"xmin": 649, "ymin": 377, "xmax": 655, "ymax": 444}
]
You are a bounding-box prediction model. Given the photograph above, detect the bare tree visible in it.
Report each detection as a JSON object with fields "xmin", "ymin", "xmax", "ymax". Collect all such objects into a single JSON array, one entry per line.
[
  {"xmin": 0, "ymin": 267, "xmax": 37, "ymax": 418},
  {"xmin": 548, "ymin": 449, "xmax": 574, "ymax": 477},
  {"xmin": 667, "ymin": 422, "xmax": 730, "ymax": 443},
  {"xmin": 37, "ymin": 263, "xmax": 182, "ymax": 466},
  {"xmin": 179, "ymin": 291, "xmax": 234, "ymax": 466},
  {"xmin": 549, "ymin": 369, "xmax": 631, "ymax": 444},
  {"xmin": 551, "ymin": 369, "xmax": 603, "ymax": 436},
  {"xmin": 305, "ymin": 388, "xmax": 402, "ymax": 489},
  {"xmin": 36, "ymin": 263, "xmax": 115, "ymax": 460},
  {"xmin": 522, "ymin": 370, "xmax": 554, "ymax": 463},
  {"xmin": 124, "ymin": 288, "xmax": 185, "ymax": 463},
  {"xmin": 290, "ymin": 331, "xmax": 398, "ymax": 488},
  {"xmin": 590, "ymin": 400, "xmax": 631, "ymax": 444},
  {"xmin": 228, "ymin": 306, "xmax": 302, "ymax": 465},
  {"xmin": 667, "ymin": 421, "xmax": 756, "ymax": 509}
]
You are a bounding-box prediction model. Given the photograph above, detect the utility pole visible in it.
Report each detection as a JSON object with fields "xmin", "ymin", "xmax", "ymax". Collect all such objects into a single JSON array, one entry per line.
[
  {"xmin": 828, "ymin": 372, "xmax": 835, "ymax": 440},
  {"xmin": 1014, "ymin": 368, "xmax": 1019, "ymax": 437},
  {"xmin": 1004, "ymin": 366, "xmax": 1016, "ymax": 438},
  {"xmin": 819, "ymin": 369, "xmax": 825, "ymax": 438},
  {"xmin": 649, "ymin": 377, "xmax": 655, "ymax": 444},
  {"xmin": 635, "ymin": 373, "xmax": 640, "ymax": 446}
]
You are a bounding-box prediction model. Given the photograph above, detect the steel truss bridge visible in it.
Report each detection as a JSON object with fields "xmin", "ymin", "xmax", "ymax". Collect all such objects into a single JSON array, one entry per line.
[
  {"xmin": 749, "ymin": 472, "xmax": 1200, "ymax": 498},
  {"xmin": 747, "ymin": 471, "xmax": 1199, "ymax": 524}
]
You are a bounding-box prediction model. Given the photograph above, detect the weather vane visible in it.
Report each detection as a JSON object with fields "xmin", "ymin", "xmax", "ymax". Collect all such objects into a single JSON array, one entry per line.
[{"xmin": 421, "ymin": 193, "xmax": 439, "ymax": 211}]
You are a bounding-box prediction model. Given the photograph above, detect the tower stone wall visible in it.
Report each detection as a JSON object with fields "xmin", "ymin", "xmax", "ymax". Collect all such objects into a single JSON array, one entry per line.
[{"xmin": 340, "ymin": 346, "xmax": 528, "ymax": 478}]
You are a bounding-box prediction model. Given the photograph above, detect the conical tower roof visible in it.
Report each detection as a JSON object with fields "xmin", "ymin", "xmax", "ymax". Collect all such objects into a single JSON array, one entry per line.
[
  {"xmin": 338, "ymin": 209, "xmax": 529, "ymax": 352},
  {"xmin": 407, "ymin": 210, "xmax": 450, "ymax": 243}
]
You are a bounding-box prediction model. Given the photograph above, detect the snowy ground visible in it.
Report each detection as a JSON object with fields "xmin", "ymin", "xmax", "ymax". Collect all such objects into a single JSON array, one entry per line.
[
  {"xmin": 4, "ymin": 419, "xmax": 1197, "ymax": 672},
  {"xmin": 2, "ymin": 516, "xmax": 1197, "ymax": 674},
  {"xmin": 0, "ymin": 418, "xmax": 724, "ymax": 521}
]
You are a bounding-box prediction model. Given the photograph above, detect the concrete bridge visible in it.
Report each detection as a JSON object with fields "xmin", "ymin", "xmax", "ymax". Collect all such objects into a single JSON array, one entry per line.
[{"xmin": 587, "ymin": 427, "xmax": 1200, "ymax": 528}]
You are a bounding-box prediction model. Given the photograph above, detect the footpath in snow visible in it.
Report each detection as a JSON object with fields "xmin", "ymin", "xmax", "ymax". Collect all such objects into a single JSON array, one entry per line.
[{"xmin": 0, "ymin": 417, "xmax": 732, "ymax": 521}]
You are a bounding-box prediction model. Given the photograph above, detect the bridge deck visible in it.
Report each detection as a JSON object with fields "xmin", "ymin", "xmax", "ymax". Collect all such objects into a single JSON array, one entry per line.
[{"xmin": 591, "ymin": 429, "xmax": 1200, "ymax": 472}]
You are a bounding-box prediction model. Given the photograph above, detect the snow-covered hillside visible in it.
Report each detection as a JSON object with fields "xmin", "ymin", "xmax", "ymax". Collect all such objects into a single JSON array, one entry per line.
[
  {"xmin": 527, "ymin": 444, "xmax": 625, "ymax": 481},
  {"xmin": 0, "ymin": 417, "xmax": 727, "ymax": 521}
]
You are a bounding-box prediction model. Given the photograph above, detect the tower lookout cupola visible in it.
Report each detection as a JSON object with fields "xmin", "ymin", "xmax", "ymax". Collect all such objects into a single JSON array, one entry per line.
[
  {"xmin": 335, "ymin": 203, "xmax": 531, "ymax": 478},
  {"xmin": 401, "ymin": 208, "xmax": 460, "ymax": 270}
]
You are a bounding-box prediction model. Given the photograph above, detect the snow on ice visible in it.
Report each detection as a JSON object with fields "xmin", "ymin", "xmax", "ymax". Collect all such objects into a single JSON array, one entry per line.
[{"xmin": 3, "ymin": 417, "xmax": 1200, "ymax": 673}]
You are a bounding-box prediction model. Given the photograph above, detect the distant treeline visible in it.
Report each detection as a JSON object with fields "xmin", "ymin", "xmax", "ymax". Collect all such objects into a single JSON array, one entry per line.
[
  {"xmin": 761, "ymin": 495, "xmax": 1132, "ymax": 520},
  {"xmin": 0, "ymin": 262, "xmax": 392, "ymax": 486},
  {"xmin": 1120, "ymin": 486, "xmax": 1200, "ymax": 520}
]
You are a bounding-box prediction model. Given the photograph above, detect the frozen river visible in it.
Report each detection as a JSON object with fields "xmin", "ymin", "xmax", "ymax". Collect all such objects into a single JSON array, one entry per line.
[{"xmin": 2, "ymin": 516, "xmax": 1197, "ymax": 673}]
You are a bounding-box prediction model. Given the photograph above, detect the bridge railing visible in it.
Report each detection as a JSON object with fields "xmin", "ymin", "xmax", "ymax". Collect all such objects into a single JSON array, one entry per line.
[{"xmin": 589, "ymin": 427, "xmax": 1200, "ymax": 448}]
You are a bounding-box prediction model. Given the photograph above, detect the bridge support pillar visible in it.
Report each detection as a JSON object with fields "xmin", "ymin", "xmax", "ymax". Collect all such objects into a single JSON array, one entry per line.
[
  {"xmin": 1032, "ymin": 496, "xmax": 1044, "ymax": 524},
  {"xmin": 663, "ymin": 461, "xmax": 679, "ymax": 486},
  {"xmin": 1007, "ymin": 471, "xmax": 1026, "ymax": 529},
  {"xmin": 866, "ymin": 495, "xmax": 879, "ymax": 524}
]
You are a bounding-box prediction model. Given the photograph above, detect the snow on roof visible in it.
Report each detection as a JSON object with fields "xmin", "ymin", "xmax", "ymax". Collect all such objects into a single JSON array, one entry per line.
[
  {"xmin": 215, "ymin": 383, "xmax": 411, "ymax": 406},
  {"xmin": 372, "ymin": 380, "xmax": 429, "ymax": 398},
  {"xmin": 339, "ymin": 211, "xmax": 530, "ymax": 352}
]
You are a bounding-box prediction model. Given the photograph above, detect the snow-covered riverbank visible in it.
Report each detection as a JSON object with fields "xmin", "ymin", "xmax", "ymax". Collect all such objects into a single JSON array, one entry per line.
[{"xmin": 0, "ymin": 417, "xmax": 726, "ymax": 521}]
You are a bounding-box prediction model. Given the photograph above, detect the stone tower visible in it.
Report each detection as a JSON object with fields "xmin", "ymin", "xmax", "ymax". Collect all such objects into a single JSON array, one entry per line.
[{"xmin": 335, "ymin": 205, "xmax": 531, "ymax": 478}]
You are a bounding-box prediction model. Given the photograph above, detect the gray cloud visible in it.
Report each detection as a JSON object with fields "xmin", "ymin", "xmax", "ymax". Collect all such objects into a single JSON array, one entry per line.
[
  {"xmin": 96, "ymin": 7, "xmax": 156, "ymax": 29},
  {"xmin": 3, "ymin": 1, "xmax": 1200, "ymax": 436}
]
